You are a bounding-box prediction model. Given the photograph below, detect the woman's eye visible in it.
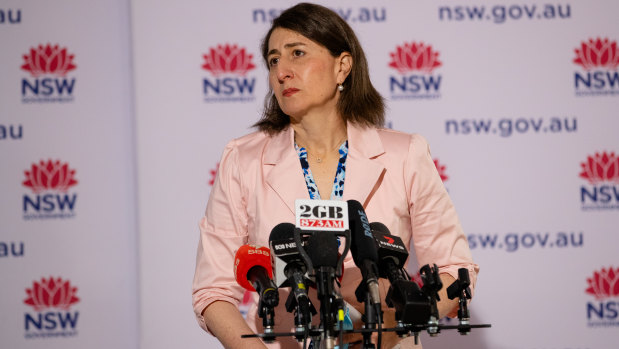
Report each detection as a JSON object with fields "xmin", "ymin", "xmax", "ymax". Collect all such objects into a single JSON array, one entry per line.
[
  {"xmin": 293, "ymin": 50, "xmax": 305, "ymax": 57},
  {"xmin": 268, "ymin": 57, "xmax": 279, "ymax": 67}
]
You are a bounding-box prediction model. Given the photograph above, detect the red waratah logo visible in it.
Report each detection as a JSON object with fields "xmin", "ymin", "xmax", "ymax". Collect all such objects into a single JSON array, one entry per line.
[
  {"xmin": 22, "ymin": 159, "xmax": 78, "ymax": 193},
  {"xmin": 208, "ymin": 162, "xmax": 220, "ymax": 186},
  {"xmin": 202, "ymin": 44, "xmax": 256, "ymax": 76},
  {"xmin": 21, "ymin": 44, "xmax": 77, "ymax": 77},
  {"xmin": 389, "ymin": 42, "xmax": 442, "ymax": 74},
  {"xmin": 24, "ymin": 277, "xmax": 80, "ymax": 311},
  {"xmin": 579, "ymin": 151, "xmax": 619, "ymax": 184},
  {"xmin": 586, "ymin": 267, "xmax": 619, "ymax": 300},
  {"xmin": 433, "ymin": 159, "xmax": 449, "ymax": 182},
  {"xmin": 573, "ymin": 38, "xmax": 619, "ymax": 70}
]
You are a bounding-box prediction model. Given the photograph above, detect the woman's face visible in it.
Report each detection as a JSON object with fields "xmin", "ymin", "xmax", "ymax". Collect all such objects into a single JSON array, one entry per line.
[{"xmin": 266, "ymin": 28, "xmax": 346, "ymax": 119}]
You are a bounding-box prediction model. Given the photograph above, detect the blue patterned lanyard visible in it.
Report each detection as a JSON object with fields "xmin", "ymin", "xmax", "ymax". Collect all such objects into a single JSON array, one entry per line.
[
  {"xmin": 294, "ymin": 140, "xmax": 348, "ymax": 200},
  {"xmin": 295, "ymin": 140, "xmax": 352, "ymax": 349}
]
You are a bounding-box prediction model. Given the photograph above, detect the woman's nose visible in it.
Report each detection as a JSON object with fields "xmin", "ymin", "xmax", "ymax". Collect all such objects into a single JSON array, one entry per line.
[{"xmin": 275, "ymin": 61, "xmax": 293, "ymax": 82}]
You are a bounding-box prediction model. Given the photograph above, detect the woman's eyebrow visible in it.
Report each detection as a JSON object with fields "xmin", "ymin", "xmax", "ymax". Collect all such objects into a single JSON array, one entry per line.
[{"xmin": 267, "ymin": 42, "xmax": 307, "ymax": 56}]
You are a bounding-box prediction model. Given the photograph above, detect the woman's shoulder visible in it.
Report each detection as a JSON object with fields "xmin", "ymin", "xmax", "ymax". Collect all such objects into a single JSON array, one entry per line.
[
  {"xmin": 223, "ymin": 129, "xmax": 272, "ymax": 155},
  {"xmin": 374, "ymin": 127, "xmax": 429, "ymax": 151}
]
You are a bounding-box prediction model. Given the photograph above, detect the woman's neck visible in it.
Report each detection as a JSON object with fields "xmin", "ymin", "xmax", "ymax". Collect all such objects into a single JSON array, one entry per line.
[{"xmin": 291, "ymin": 113, "xmax": 347, "ymax": 153}]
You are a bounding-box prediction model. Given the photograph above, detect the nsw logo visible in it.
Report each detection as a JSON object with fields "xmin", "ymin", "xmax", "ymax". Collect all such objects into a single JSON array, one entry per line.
[
  {"xmin": 585, "ymin": 266, "xmax": 619, "ymax": 327},
  {"xmin": 388, "ymin": 42, "xmax": 442, "ymax": 100},
  {"xmin": 202, "ymin": 44, "xmax": 257, "ymax": 102},
  {"xmin": 579, "ymin": 151, "xmax": 619, "ymax": 210},
  {"xmin": 22, "ymin": 159, "xmax": 78, "ymax": 220},
  {"xmin": 21, "ymin": 44, "xmax": 77, "ymax": 103},
  {"xmin": 573, "ymin": 38, "xmax": 619, "ymax": 96},
  {"xmin": 23, "ymin": 276, "xmax": 80, "ymax": 338}
]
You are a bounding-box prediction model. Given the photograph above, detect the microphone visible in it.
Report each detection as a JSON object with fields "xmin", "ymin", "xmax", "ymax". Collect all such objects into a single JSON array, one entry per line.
[
  {"xmin": 234, "ymin": 245, "xmax": 279, "ymax": 308},
  {"xmin": 370, "ymin": 222, "xmax": 431, "ymax": 329},
  {"xmin": 347, "ymin": 200, "xmax": 381, "ymax": 305},
  {"xmin": 234, "ymin": 244, "xmax": 279, "ymax": 339},
  {"xmin": 305, "ymin": 231, "xmax": 343, "ymax": 349},
  {"xmin": 292, "ymin": 199, "xmax": 351, "ymax": 349},
  {"xmin": 268, "ymin": 223, "xmax": 314, "ymax": 330}
]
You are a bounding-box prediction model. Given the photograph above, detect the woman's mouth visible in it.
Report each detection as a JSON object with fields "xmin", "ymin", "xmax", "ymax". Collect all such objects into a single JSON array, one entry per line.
[{"xmin": 282, "ymin": 88, "xmax": 299, "ymax": 97}]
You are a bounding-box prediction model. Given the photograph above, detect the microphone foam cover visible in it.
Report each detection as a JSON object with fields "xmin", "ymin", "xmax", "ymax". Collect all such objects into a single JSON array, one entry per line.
[
  {"xmin": 306, "ymin": 232, "xmax": 338, "ymax": 268},
  {"xmin": 348, "ymin": 200, "xmax": 379, "ymax": 266},
  {"xmin": 369, "ymin": 222, "xmax": 391, "ymax": 235},
  {"xmin": 269, "ymin": 222, "xmax": 296, "ymax": 242},
  {"xmin": 234, "ymin": 245, "xmax": 273, "ymax": 291}
]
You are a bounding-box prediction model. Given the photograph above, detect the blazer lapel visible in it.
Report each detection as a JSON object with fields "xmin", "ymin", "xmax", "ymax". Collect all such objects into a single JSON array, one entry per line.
[
  {"xmin": 342, "ymin": 123, "xmax": 386, "ymax": 207},
  {"xmin": 264, "ymin": 127, "xmax": 310, "ymax": 214},
  {"xmin": 264, "ymin": 123, "xmax": 386, "ymax": 213}
]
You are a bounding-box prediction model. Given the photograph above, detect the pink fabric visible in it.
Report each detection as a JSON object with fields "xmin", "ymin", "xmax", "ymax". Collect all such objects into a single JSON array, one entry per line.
[{"xmin": 192, "ymin": 122, "xmax": 479, "ymax": 345}]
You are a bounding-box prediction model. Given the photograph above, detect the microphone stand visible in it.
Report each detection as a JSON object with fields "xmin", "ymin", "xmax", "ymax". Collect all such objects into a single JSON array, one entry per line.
[
  {"xmin": 294, "ymin": 228, "xmax": 350, "ymax": 349},
  {"xmin": 420, "ymin": 264, "xmax": 442, "ymax": 337},
  {"xmin": 285, "ymin": 290, "xmax": 316, "ymax": 341},
  {"xmin": 257, "ymin": 296, "xmax": 276, "ymax": 343},
  {"xmin": 354, "ymin": 275, "xmax": 381, "ymax": 349},
  {"xmin": 447, "ymin": 268, "xmax": 473, "ymax": 335}
]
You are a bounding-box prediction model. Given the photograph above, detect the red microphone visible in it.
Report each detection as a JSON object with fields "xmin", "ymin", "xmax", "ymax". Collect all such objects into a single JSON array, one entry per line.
[{"xmin": 234, "ymin": 245, "xmax": 279, "ymax": 308}]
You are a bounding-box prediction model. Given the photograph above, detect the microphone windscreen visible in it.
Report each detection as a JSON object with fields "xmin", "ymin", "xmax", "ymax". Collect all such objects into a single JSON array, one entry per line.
[
  {"xmin": 369, "ymin": 222, "xmax": 391, "ymax": 235},
  {"xmin": 234, "ymin": 245, "xmax": 273, "ymax": 291},
  {"xmin": 347, "ymin": 200, "xmax": 379, "ymax": 266},
  {"xmin": 306, "ymin": 232, "xmax": 338, "ymax": 268},
  {"xmin": 269, "ymin": 222, "xmax": 296, "ymax": 242}
]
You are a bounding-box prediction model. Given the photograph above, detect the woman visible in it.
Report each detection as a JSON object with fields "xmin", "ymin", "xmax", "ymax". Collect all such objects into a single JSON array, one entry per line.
[{"xmin": 192, "ymin": 3, "xmax": 478, "ymax": 348}]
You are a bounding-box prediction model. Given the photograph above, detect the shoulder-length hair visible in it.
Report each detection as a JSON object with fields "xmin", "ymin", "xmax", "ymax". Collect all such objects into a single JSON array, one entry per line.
[{"xmin": 253, "ymin": 2, "xmax": 385, "ymax": 134}]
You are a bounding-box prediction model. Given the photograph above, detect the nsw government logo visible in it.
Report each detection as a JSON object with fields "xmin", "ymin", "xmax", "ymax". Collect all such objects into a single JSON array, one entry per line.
[
  {"xmin": 579, "ymin": 151, "xmax": 619, "ymax": 210},
  {"xmin": 585, "ymin": 266, "xmax": 619, "ymax": 327},
  {"xmin": 22, "ymin": 159, "xmax": 78, "ymax": 220},
  {"xmin": 21, "ymin": 44, "xmax": 77, "ymax": 103},
  {"xmin": 573, "ymin": 38, "xmax": 619, "ymax": 96},
  {"xmin": 388, "ymin": 42, "xmax": 442, "ymax": 100},
  {"xmin": 24, "ymin": 277, "xmax": 80, "ymax": 338},
  {"xmin": 202, "ymin": 44, "xmax": 257, "ymax": 102}
]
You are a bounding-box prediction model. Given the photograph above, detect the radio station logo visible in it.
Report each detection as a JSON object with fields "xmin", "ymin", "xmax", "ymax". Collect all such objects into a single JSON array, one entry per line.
[
  {"xmin": 573, "ymin": 37, "xmax": 619, "ymax": 96},
  {"xmin": 1, "ymin": 123, "xmax": 23, "ymax": 141},
  {"xmin": 579, "ymin": 151, "xmax": 619, "ymax": 210},
  {"xmin": 295, "ymin": 199, "xmax": 348, "ymax": 231},
  {"xmin": 1, "ymin": 8, "xmax": 21, "ymax": 24},
  {"xmin": 388, "ymin": 42, "xmax": 442, "ymax": 100},
  {"xmin": 24, "ymin": 276, "xmax": 80, "ymax": 338},
  {"xmin": 585, "ymin": 266, "xmax": 619, "ymax": 327},
  {"xmin": 202, "ymin": 43, "xmax": 257, "ymax": 102},
  {"xmin": 21, "ymin": 43, "xmax": 77, "ymax": 103},
  {"xmin": 22, "ymin": 159, "xmax": 79, "ymax": 220},
  {"xmin": 433, "ymin": 158, "xmax": 449, "ymax": 182},
  {"xmin": 0, "ymin": 241, "xmax": 24, "ymax": 258}
]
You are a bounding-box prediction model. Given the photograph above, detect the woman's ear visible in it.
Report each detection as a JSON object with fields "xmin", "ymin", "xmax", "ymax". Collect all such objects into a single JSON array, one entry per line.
[{"xmin": 336, "ymin": 52, "xmax": 352, "ymax": 83}]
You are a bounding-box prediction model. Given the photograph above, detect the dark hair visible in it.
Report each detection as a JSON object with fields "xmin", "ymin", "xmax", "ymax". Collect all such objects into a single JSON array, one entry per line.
[{"xmin": 253, "ymin": 2, "xmax": 385, "ymax": 134}]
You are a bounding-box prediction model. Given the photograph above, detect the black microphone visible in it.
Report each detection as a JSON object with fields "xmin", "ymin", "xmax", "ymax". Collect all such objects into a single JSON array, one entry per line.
[
  {"xmin": 305, "ymin": 231, "xmax": 342, "ymax": 349},
  {"xmin": 370, "ymin": 222, "xmax": 431, "ymax": 328},
  {"xmin": 347, "ymin": 200, "xmax": 381, "ymax": 305},
  {"xmin": 268, "ymin": 223, "xmax": 314, "ymax": 330}
]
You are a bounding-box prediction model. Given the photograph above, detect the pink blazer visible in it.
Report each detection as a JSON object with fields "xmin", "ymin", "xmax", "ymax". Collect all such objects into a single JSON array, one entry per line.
[{"xmin": 192, "ymin": 122, "xmax": 478, "ymax": 344}]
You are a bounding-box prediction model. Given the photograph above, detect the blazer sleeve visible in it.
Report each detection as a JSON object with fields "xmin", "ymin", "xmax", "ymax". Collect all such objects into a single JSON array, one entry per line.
[
  {"xmin": 192, "ymin": 140, "xmax": 249, "ymax": 333},
  {"xmin": 404, "ymin": 134, "xmax": 479, "ymax": 292}
]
